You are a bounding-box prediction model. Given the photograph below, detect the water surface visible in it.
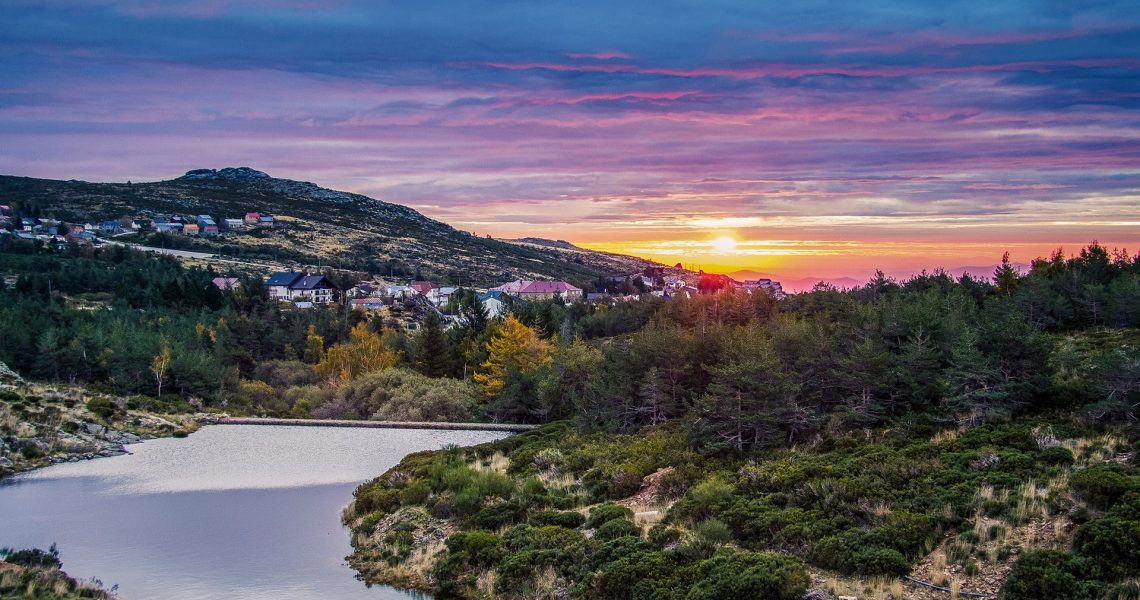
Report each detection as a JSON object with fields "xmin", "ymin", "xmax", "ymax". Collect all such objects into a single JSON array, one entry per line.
[{"xmin": 0, "ymin": 424, "xmax": 507, "ymax": 599}]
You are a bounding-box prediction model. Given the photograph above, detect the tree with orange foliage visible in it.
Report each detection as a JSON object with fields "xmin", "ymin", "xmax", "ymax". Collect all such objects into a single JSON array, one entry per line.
[
  {"xmin": 315, "ymin": 322, "xmax": 397, "ymax": 382},
  {"xmin": 473, "ymin": 314, "xmax": 552, "ymax": 398}
]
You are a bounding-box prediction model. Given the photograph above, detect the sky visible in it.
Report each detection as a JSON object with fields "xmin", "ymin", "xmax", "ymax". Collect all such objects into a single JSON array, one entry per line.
[{"xmin": 1, "ymin": 1, "xmax": 1138, "ymax": 280}]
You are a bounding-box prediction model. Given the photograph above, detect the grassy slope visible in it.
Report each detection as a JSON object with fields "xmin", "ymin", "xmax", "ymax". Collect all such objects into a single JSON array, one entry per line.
[{"xmin": 341, "ymin": 332, "xmax": 1140, "ymax": 599}]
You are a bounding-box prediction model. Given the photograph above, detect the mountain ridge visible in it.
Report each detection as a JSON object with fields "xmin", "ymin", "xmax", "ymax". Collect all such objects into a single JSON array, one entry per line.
[{"xmin": 0, "ymin": 168, "xmax": 659, "ymax": 286}]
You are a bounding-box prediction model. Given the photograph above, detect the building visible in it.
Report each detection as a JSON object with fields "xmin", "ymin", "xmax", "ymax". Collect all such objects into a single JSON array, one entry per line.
[
  {"xmin": 383, "ymin": 284, "xmax": 416, "ymax": 299},
  {"xmin": 265, "ymin": 271, "xmax": 337, "ymax": 304},
  {"xmin": 350, "ymin": 298, "xmax": 386, "ymax": 310},
  {"xmin": 267, "ymin": 272, "xmax": 304, "ymax": 301},
  {"xmin": 410, "ymin": 280, "xmax": 436, "ymax": 295},
  {"xmin": 223, "ymin": 218, "xmax": 244, "ymax": 231},
  {"xmin": 257, "ymin": 215, "xmax": 275, "ymax": 228},
  {"xmin": 211, "ymin": 277, "xmax": 240, "ymax": 291},
  {"xmin": 289, "ymin": 275, "xmax": 336, "ymax": 304},
  {"xmin": 476, "ymin": 290, "xmax": 508, "ymax": 319},
  {"xmin": 427, "ymin": 286, "xmax": 459, "ymax": 306},
  {"xmin": 347, "ymin": 283, "xmax": 378, "ymax": 298},
  {"xmin": 244, "ymin": 212, "xmax": 261, "ymax": 226},
  {"xmin": 155, "ymin": 222, "xmax": 184, "ymax": 234},
  {"xmin": 183, "ymin": 223, "xmax": 200, "ymax": 235},
  {"xmin": 197, "ymin": 215, "xmax": 219, "ymax": 236},
  {"xmin": 490, "ymin": 280, "xmax": 583, "ymax": 302},
  {"xmin": 742, "ymin": 279, "xmax": 786, "ymax": 299}
]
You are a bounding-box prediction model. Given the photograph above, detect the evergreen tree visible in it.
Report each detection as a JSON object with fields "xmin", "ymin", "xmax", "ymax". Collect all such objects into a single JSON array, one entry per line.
[{"xmin": 414, "ymin": 312, "xmax": 450, "ymax": 377}]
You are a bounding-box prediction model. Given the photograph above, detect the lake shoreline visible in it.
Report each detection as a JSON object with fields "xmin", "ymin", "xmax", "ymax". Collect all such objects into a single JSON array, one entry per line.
[{"xmin": 217, "ymin": 416, "xmax": 536, "ymax": 432}]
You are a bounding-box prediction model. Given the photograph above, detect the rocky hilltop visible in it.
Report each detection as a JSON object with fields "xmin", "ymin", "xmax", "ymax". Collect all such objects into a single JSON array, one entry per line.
[{"xmin": 0, "ymin": 168, "xmax": 658, "ymax": 285}]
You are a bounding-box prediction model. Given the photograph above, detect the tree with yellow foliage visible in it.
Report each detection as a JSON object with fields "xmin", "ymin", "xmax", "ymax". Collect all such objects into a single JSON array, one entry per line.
[
  {"xmin": 474, "ymin": 314, "xmax": 552, "ymax": 398},
  {"xmin": 315, "ymin": 322, "xmax": 397, "ymax": 382}
]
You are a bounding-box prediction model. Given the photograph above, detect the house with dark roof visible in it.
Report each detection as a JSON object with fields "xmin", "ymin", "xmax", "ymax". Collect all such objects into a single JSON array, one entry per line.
[
  {"xmin": 266, "ymin": 272, "xmax": 304, "ymax": 300},
  {"xmin": 197, "ymin": 215, "xmax": 219, "ymax": 236},
  {"xmin": 265, "ymin": 271, "xmax": 337, "ymax": 304},
  {"xmin": 290, "ymin": 275, "xmax": 336, "ymax": 304},
  {"xmin": 347, "ymin": 283, "xmax": 378, "ymax": 298}
]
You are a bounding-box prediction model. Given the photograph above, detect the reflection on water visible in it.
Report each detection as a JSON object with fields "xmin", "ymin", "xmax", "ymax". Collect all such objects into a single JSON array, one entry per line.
[{"xmin": 0, "ymin": 424, "xmax": 507, "ymax": 600}]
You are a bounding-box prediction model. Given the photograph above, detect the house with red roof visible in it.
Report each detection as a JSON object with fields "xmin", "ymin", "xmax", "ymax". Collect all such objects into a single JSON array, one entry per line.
[
  {"xmin": 490, "ymin": 280, "xmax": 583, "ymax": 302},
  {"xmin": 410, "ymin": 280, "xmax": 436, "ymax": 295}
]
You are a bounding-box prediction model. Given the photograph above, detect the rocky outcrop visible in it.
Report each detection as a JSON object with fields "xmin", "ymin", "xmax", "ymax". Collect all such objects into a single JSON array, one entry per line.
[
  {"xmin": 0, "ymin": 388, "xmax": 201, "ymax": 477},
  {"xmin": 0, "ymin": 361, "xmax": 24, "ymax": 385}
]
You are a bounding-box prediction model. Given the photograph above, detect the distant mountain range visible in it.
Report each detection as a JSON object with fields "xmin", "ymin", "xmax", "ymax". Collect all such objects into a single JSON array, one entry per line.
[
  {"xmin": 0, "ymin": 168, "xmax": 658, "ymax": 286},
  {"xmin": 728, "ymin": 263, "xmax": 1029, "ymax": 293}
]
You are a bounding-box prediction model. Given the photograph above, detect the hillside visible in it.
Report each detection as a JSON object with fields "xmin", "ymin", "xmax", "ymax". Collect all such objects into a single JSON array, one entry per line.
[{"xmin": 0, "ymin": 168, "xmax": 658, "ymax": 286}]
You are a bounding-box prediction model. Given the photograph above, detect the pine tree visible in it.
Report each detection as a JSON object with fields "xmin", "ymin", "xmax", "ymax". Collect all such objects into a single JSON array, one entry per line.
[
  {"xmin": 995, "ymin": 251, "xmax": 1021, "ymax": 297},
  {"xmin": 415, "ymin": 312, "xmax": 450, "ymax": 377}
]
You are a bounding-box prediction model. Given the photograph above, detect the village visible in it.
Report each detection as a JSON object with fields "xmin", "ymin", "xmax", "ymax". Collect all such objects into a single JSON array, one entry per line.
[{"xmin": 1, "ymin": 204, "xmax": 786, "ymax": 329}]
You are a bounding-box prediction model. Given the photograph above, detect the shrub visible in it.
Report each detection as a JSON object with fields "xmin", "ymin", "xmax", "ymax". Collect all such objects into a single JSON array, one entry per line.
[
  {"xmin": 1071, "ymin": 465, "xmax": 1140, "ymax": 510},
  {"xmin": 1038, "ymin": 446, "xmax": 1075, "ymax": 467},
  {"xmin": 1073, "ymin": 516, "xmax": 1140, "ymax": 580},
  {"xmin": 684, "ymin": 549, "xmax": 810, "ymax": 600},
  {"xmin": 648, "ymin": 523, "xmax": 683, "ymax": 547},
  {"xmin": 595, "ymin": 518, "xmax": 642, "ymax": 541},
  {"xmin": 0, "ymin": 545, "xmax": 61, "ymax": 569},
  {"xmin": 85, "ymin": 397, "xmax": 119, "ymax": 420},
  {"xmin": 530, "ymin": 510, "xmax": 586, "ymax": 529},
  {"xmin": 851, "ymin": 547, "xmax": 910, "ymax": 576},
  {"xmin": 444, "ymin": 530, "xmax": 503, "ymax": 566},
  {"xmin": 355, "ymin": 486, "xmax": 402, "ymax": 514},
  {"xmin": 470, "ymin": 502, "xmax": 524, "ymax": 530},
  {"xmin": 586, "ymin": 503, "xmax": 634, "ymax": 528},
  {"xmin": 999, "ymin": 550, "xmax": 1082, "ymax": 600},
  {"xmin": 399, "ymin": 480, "xmax": 430, "ymax": 506}
]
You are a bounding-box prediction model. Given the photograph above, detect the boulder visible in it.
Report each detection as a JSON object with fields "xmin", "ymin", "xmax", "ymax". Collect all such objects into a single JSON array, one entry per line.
[
  {"xmin": 0, "ymin": 457, "xmax": 13, "ymax": 468},
  {"xmin": 0, "ymin": 361, "xmax": 24, "ymax": 385},
  {"xmin": 84, "ymin": 422, "xmax": 107, "ymax": 436}
]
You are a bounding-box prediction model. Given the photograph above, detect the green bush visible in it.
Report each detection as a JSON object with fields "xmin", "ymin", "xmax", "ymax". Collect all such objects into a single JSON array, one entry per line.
[
  {"xmin": 530, "ymin": 510, "xmax": 586, "ymax": 529},
  {"xmin": 1073, "ymin": 516, "xmax": 1140, "ymax": 580},
  {"xmin": 470, "ymin": 502, "xmax": 524, "ymax": 530},
  {"xmin": 1038, "ymin": 446, "xmax": 1075, "ymax": 467},
  {"xmin": 851, "ymin": 547, "xmax": 910, "ymax": 576},
  {"xmin": 1071, "ymin": 465, "xmax": 1140, "ymax": 510},
  {"xmin": 586, "ymin": 503, "xmax": 634, "ymax": 528},
  {"xmin": 999, "ymin": 550, "xmax": 1083, "ymax": 600},
  {"xmin": 684, "ymin": 549, "xmax": 810, "ymax": 600},
  {"xmin": 354, "ymin": 485, "xmax": 402, "ymax": 514},
  {"xmin": 444, "ymin": 530, "xmax": 503, "ymax": 566},
  {"xmin": 85, "ymin": 397, "xmax": 119, "ymax": 420},
  {"xmin": 399, "ymin": 480, "xmax": 430, "ymax": 506},
  {"xmin": 595, "ymin": 518, "xmax": 642, "ymax": 541}
]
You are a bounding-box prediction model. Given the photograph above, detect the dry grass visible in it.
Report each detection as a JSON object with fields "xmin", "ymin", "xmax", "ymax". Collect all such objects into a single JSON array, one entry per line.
[
  {"xmin": 533, "ymin": 566, "xmax": 563, "ymax": 598},
  {"xmin": 931, "ymin": 429, "xmax": 960, "ymax": 445},
  {"xmin": 472, "ymin": 452, "xmax": 510, "ymax": 474},
  {"xmin": 539, "ymin": 470, "xmax": 577, "ymax": 490},
  {"xmin": 949, "ymin": 578, "xmax": 961, "ymax": 600},
  {"xmin": 475, "ymin": 569, "xmax": 499, "ymax": 599}
]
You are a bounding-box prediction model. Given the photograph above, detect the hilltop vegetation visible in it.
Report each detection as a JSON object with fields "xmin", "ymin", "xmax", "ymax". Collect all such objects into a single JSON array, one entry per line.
[
  {"xmin": 0, "ymin": 546, "xmax": 116, "ymax": 600},
  {"xmin": 342, "ymin": 243, "xmax": 1140, "ymax": 600},
  {"xmin": 0, "ymin": 168, "xmax": 656, "ymax": 286}
]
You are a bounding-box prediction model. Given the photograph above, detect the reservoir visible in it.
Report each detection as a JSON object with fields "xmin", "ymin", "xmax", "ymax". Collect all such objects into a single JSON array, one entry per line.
[{"xmin": 0, "ymin": 424, "xmax": 508, "ymax": 599}]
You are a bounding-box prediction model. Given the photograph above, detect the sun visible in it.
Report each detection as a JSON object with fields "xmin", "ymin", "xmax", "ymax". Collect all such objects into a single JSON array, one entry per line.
[{"xmin": 710, "ymin": 236, "xmax": 738, "ymax": 253}]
